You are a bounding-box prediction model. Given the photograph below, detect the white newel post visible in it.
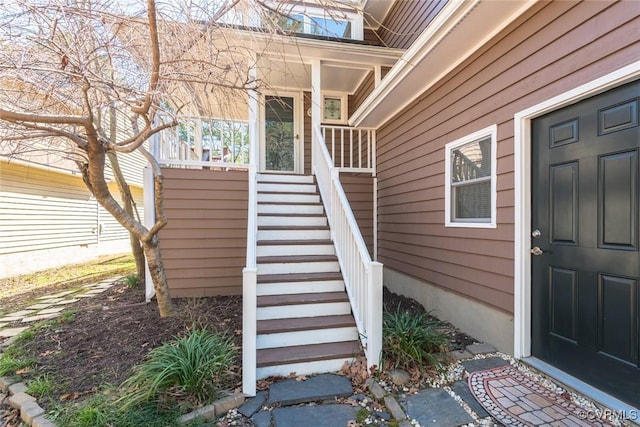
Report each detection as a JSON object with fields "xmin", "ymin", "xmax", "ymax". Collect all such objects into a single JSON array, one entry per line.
[
  {"xmin": 242, "ymin": 266, "xmax": 257, "ymax": 396},
  {"xmin": 367, "ymin": 261, "xmax": 383, "ymax": 370},
  {"xmin": 243, "ymin": 63, "xmax": 259, "ymax": 397}
]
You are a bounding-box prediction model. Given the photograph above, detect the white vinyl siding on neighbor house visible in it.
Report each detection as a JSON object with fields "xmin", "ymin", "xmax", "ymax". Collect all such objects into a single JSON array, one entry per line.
[
  {"xmin": 0, "ymin": 161, "xmax": 144, "ymax": 256},
  {"xmin": 444, "ymin": 125, "xmax": 497, "ymax": 228}
]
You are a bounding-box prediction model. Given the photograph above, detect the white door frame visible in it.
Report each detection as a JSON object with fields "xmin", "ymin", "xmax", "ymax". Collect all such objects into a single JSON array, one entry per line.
[
  {"xmin": 259, "ymin": 91, "xmax": 304, "ymax": 174},
  {"xmin": 513, "ymin": 59, "xmax": 640, "ymax": 359}
]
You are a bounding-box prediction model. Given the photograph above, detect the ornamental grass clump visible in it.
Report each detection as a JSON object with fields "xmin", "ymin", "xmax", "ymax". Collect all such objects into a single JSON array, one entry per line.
[
  {"xmin": 382, "ymin": 308, "xmax": 449, "ymax": 371},
  {"xmin": 118, "ymin": 328, "xmax": 236, "ymax": 410}
]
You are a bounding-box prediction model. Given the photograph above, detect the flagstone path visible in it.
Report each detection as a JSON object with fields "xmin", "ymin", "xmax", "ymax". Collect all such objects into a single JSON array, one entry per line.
[{"xmin": 0, "ymin": 279, "xmax": 118, "ymax": 343}]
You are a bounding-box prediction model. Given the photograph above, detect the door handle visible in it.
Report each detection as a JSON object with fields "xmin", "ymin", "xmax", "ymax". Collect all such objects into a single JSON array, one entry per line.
[{"xmin": 530, "ymin": 246, "xmax": 544, "ymax": 256}]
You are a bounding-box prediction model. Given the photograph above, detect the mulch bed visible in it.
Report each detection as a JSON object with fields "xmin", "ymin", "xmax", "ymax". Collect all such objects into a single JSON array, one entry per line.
[{"xmin": 5, "ymin": 282, "xmax": 243, "ymax": 410}]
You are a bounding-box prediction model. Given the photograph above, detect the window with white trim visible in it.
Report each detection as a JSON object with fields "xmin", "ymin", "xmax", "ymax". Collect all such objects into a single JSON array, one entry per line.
[
  {"xmin": 445, "ymin": 125, "xmax": 497, "ymax": 228},
  {"xmin": 263, "ymin": 3, "xmax": 363, "ymax": 40}
]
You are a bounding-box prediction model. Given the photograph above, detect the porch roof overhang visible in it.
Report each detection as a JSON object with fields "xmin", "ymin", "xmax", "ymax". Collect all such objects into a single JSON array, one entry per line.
[
  {"xmin": 349, "ymin": 0, "xmax": 538, "ymax": 128},
  {"xmin": 243, "ymin": 30, "xmax": 405, "ymax": 93},
  {"xmin": 166, "ymin": 26, "xmax": 405, "ymax": 118}
]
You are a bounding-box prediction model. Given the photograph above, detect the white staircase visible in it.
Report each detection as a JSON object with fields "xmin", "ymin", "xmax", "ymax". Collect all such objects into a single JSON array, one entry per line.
[{"xmin": 254, "ymin": 173, "xmax": 362, "ymax": 379}]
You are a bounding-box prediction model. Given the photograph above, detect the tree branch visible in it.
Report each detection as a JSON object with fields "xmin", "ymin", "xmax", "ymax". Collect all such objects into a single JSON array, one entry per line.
[{"xmin": 0, "ymin": 108, "xmax": 89, "ymax": 126}]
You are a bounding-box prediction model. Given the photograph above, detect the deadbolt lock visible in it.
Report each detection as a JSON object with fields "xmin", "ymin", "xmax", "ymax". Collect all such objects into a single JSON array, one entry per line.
[{"xmin": 531, "ymin": 229, "xmax": 541, "ymax": 238}]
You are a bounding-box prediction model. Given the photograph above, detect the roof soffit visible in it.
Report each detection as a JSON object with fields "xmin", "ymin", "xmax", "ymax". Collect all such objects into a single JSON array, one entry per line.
[{"xmin": 350, "ymin": 0, "xmax": 538, "ymax": 128}]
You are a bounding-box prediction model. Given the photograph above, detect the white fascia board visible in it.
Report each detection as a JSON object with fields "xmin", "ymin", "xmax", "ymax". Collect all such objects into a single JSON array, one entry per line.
[
  {"xmin": 231, "ymin": 28, "xmax": 404, "ymax": 67},
  {"xmin": 350, "ymin": 0, "xmax": 538, "ymax": 128}
]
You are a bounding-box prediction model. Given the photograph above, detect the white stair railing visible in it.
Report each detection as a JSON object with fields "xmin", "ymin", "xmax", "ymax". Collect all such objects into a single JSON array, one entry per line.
[
  {"xmin": 242, "ymin": 164, "xmax": 258, "ymax": 397},
  {"xmin": 321, "ymin": 125, "xmax": 376, "ymax": 173},
  {"xmin": 313, "ymin": 127, "xmax": 383, "ymax": 371}
]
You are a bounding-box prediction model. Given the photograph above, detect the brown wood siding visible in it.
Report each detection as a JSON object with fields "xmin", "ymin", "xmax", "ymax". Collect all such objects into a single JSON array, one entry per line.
[
  {"xmin": 374, "ymin": 0, "xmax": 446, "ymax": 49},
  {"xmin": 158, "ymin": 168, "xmax": 247, "ymax": 298},
  {"xmin": 340, "ymin": 173, "xmax": 374, "ymax": 257},
  {"xmin": 363, "ymin": 28, "xmax": 382, "ymax": 45},
  {"xmin": 376, "ymin": 1, "xmax": 640, "ymax": 314},
  {"xmin": 349, "ymin": 71, "xmax": 375, "ymax": 117}
]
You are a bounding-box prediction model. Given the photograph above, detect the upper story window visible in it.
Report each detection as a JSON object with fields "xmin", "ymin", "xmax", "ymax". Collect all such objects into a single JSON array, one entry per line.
[
  {"xmin": 444, "ymin": 125, "xmax": 497, "ymax": 228},
  {"xmin": 264, "ymin": 3, "xmax": 363, "ymax": 40}
]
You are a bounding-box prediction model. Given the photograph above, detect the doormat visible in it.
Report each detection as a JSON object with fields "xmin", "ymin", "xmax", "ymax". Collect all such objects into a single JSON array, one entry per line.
[{"xmin": 468, "ymin": 365, "xmax": 613, "ymax": 426}]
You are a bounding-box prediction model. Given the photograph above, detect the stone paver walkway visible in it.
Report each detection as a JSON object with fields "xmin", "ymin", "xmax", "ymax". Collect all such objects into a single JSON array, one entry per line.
[
  {"xmin": 0, "ymin": 277, "xmax": 123, "ymax": 427},
  {"xmin": 0, "ymin": 279, "xmax": 118, "ymax": 341}
]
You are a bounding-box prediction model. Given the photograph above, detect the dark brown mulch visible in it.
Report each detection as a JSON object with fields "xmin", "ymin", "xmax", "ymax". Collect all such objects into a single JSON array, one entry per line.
[{"xmin": 9, "ymin": 282, "xmax": 242, "ymax": 410}]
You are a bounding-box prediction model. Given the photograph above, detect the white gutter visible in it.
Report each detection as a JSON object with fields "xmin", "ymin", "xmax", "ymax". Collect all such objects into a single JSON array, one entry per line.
[{"xmin": 350, "ymin": 0, "xmax": 538, "ymax": 128}]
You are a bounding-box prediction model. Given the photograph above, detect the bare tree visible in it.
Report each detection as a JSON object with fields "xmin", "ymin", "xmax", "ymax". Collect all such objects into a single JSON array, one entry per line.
[
  {"xmin": 0, "ymin": 0, "xmax": 363, "ymax": 317},
  {"xmin": 0, "ymin": 0, "xmax": 261, "ymax": 317}
]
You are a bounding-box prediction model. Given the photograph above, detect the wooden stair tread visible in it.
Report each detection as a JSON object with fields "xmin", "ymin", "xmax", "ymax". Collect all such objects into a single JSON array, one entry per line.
[
  {"xmin": 258, "ymin": 225, "xmax": 329, "ymax": 230},
  {"xmin": 257, "ymin": 314, "xmax": 355, "ymax": 334},
  {"xmin": 257, "ymin": 239, "xmax": 332, "ymax": 246},
  {"xmin": 257, "ymin": 292, "xmax": 348, "ymax": 307},
  {"xmin": 258, "ymin": 213, "xmax": 325, "ymax": 217},
  {"xmin": 258, "ymin": 191, "xmax": 318, "ymax": 195},
  {"xmin": 257, "ymin": 272, "xmax": 343, "ymax": 283},
  {"xmin": 257, "ymin": 255, "xmax": 337, "ymax": 263},
  {"xmin": 258, "ymin": 180, "xmax": 315, "ymax": 185},
  {"xmin": 258, "ymin": 201, "xmax": 322, "ymax": 206},
  {"xmin": 257, "ymin": 341, "xmax": 362, "ymax": 367}
]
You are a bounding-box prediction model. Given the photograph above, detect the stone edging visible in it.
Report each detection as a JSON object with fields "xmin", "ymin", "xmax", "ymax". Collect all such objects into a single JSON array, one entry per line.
[{"xmin": 1, "ymin": 375, "xmax": 54, "ymax": 427}]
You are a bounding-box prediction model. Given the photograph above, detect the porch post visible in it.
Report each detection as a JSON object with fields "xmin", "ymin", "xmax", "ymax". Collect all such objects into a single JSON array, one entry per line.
[
  {"xmin": 194, "ymin": 117, "xmax": 203, "ymax": 164},
  {"xmin": 374, "ymin": 65, "xmax": 382, "ymax": 87},
  {"xmin": 311, "ymin": 59, "xmax": 322, "ymax": 174},
  {"xmin": 248, "ymin": 58, "xmax": 259, "ymax": 167}
]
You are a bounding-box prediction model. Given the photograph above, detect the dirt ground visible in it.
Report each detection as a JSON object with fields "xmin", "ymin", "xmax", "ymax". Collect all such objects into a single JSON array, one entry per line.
[
  {"xmin": 1, "ymin": 277, "xmax": 476, "ymax": 425},
  {"xmin": 5, "ymin": 282, "xmax": 243, "ymax": 410}
]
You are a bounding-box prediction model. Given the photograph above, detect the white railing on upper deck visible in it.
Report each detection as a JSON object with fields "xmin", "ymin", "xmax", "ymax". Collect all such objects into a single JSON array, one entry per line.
[
  {"xmin": 156, "ymin": 117, "xmax": 250, "ymax": 168},
  {"xmin": 313, "ymin": 126, "xmax": 383, "ymax": 371},
  {"xmin": 322, "ymin": 125, "xmax": 376, "ymax": 173}
]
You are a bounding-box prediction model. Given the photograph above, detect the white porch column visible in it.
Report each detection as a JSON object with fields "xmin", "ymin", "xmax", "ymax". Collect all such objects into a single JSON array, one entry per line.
[
  {"xmin": 374, "ymin": 65, "xmax": 382, "ymax": 87},
  {"xmin": 311, "ymin": 59, "xmax": 322, "ymax": 174},
  {"xmin": 194, "ymin": 117, "xmax": 203, "ymax": 164},
  {"xmin": 248, "ymin": 58, "xmax": 259, "ymax": 167}
]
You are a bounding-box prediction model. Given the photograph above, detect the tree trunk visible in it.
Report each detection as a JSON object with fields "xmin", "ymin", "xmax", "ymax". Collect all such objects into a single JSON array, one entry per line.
[
  {"xmin": 108, "ymin": 153, "xmax": 146, "ymax": 284},
  {"xmin": 84, "ymin": 134, "xmax": 174, "ymax": 317},
  {"xmin": 142, "ymin": 237, "xmax": 175, "ymax": 317},
  {"xmin": 108, "ymin": 107, "xmax": 146, "ymax": 284}
]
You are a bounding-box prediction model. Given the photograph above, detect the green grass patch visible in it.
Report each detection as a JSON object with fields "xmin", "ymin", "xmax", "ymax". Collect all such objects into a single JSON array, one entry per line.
[
  {"xmin": 26, "ymin": 374, "xmax": 55, "ymax": 397},
  {"xmin": 0, "ymin": 254, "xmax": 135, "ymax": 304},
  {"xmin": 0, "ymin": 352, "xmax": 36, "ymax": 376},
  {"xmin": 118, "ymin": 328, "xmax": 237, "ymax": 410},
  {"xmin": 125, "ymin": 274, "xmax": 139, "ymax": 289},
  {"xmin": 382, "ymin": 308, "xmax": 449, "ymax": 371},
  {"xmin": 59, "ymin": 310, "xmax": 77, "ymax": 324},
  {"xmin": 13, "ymin": 329, "xmax": 35, "ymax": 343},
  {"xmin": 52, "ymin": 392, "xmax": 211, "ymax": 427}
]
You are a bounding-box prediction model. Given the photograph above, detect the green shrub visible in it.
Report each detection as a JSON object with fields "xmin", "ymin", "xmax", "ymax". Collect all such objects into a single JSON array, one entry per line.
[
  {"xmin": 382, "ymin": 308, "xmax": 448, "ymax": 370},
  {"xmin": 118, "ymin": 328, "xmax": 237, "ymax": 410}
]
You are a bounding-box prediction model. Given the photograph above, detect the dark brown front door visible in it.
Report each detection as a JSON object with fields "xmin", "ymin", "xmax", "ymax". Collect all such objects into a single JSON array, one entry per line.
[{"xmin": 532, "ymin": 81, "xmax": 640, "ymax": 407}]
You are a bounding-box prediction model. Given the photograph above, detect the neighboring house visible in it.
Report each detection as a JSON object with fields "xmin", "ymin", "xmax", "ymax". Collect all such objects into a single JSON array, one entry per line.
[
  {"xmin": 0, "ymin": 114, "xmax": 147, "ymax": 278},
  {"xmin": 149, "ymin": 0, "xmax": 640, "ymax": 411}
]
